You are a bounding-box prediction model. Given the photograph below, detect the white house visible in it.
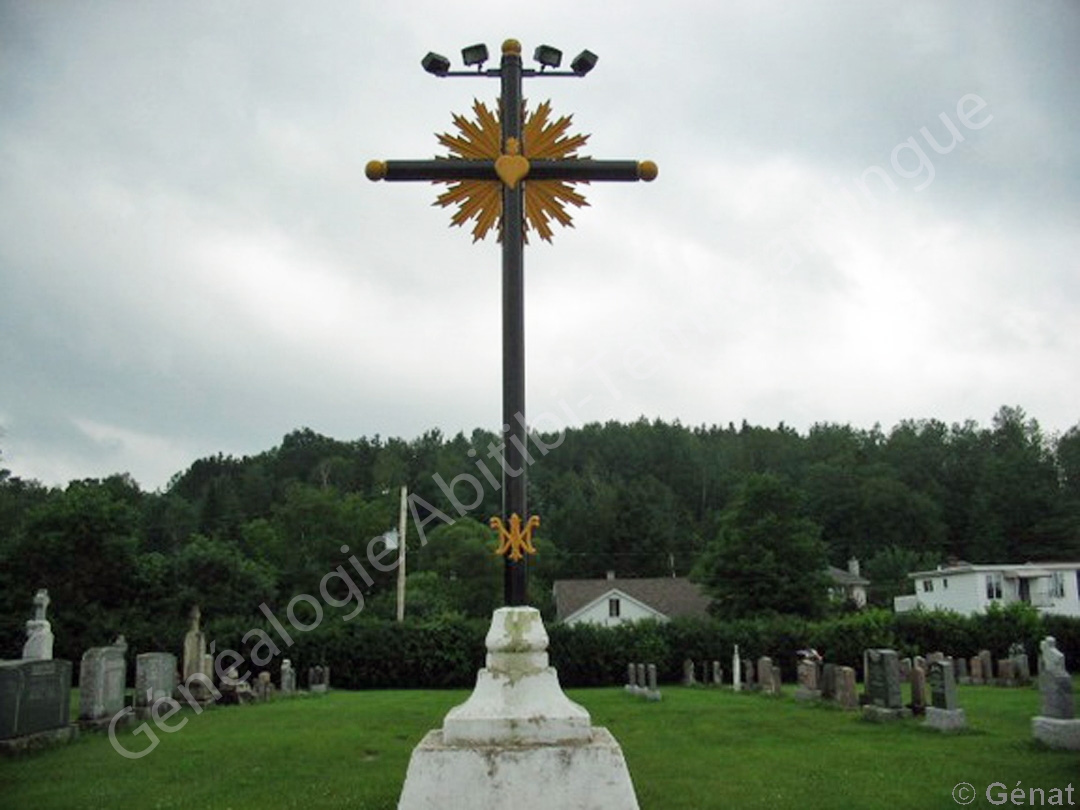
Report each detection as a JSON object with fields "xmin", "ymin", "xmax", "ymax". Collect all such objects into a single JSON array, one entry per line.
[
  {"xmin": 894, "ymin": 561, "xmax": 1080, "ymax": 617},
  {"xmin": 552, "ymin": 573, "xmax": 712, "ymax": 627}
]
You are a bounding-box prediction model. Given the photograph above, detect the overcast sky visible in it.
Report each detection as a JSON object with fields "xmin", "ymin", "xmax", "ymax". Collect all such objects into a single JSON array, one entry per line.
[{"xmin": 2, "ymin": 1, "xmax": 1078, "ymax": 491}]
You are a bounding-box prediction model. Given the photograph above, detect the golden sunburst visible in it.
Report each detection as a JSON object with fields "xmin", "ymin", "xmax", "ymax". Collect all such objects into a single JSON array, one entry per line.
[{"xmin": 433, "ymin": 99, "xmax": 591, "ymax": 242}]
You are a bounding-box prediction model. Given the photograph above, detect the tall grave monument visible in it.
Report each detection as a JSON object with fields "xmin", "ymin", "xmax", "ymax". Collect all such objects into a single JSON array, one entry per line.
[
  {"xmin": 369, "ymin": 39, "xmax": 655, "ymax": 810},
  {"xmin": 1032, "ymin": 636, "xmax": 1079, "ymax": 750},
  {"xmin": 1, "ymin": 590, "xmax": 74, "ymax": 750}
]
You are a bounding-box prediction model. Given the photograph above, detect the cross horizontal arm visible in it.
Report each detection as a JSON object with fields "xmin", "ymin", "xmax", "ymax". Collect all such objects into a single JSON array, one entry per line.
[{"xmin": 366, "ymin": 158, "xmax": 657, "ymax": 184}]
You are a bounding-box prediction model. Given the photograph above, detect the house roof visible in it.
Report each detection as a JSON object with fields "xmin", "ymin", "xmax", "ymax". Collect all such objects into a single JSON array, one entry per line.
[
  {"xmin": 552, "ymin": 577, "xmax": 712, "ymax": 622},
  {"xmin": 827, "ymin": 566, "xmax": 870, "ymax": 586},
  {"xmin": 908, "ymin": 561, "xmax": 1080, "ymax": 579}
]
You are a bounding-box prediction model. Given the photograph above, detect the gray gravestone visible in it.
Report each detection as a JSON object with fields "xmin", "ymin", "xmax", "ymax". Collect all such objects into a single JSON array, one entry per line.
[
  {"xmin": 181, "ymin": 605, "xmax": 212, "ymax": 701},
  {"xmin": 978, "ymin": 650, "xmax": 993, "ymax": 684},
  {"xmin": 795, "ymin": 659, "xmax": 821, "ymax": 702},
  {"xmin": 863, "ymin": 649, "xmax": 905, "ymax": 720},
  {"xmin": 955, "ymin": 655, "xmax": 969, "ymax": 683},
  {"xmin": 711, "ymin": 660, "xmax": 722, "ymax": 686},
  {"xmin": 78, "ymin": 636, "xmax": 127, "ymax": 726},
  {"xmin": 757, "ymin": 657, "xmax": 772, "ymax": 692},
  {"xmin": 997, "ymin": 658, "xmax": 1017, "ymax": 687},
  {"xmin": 682, "ymin": 659, "xmax": 696, "ymax": 687},
  {"xmin": 744, "ymin": 660, "xmax": 755, "ymax": 690},
  {"xmin": 0, "ymin": 659, "xmax": 72, "ymax": 740},
  {"xmin": 281, "ymin": 659, "xmax": 296, "ymax": 694},
  {"xmin": 626, "ymin": 663, "xmax": 636, "ymax": 691},
  {"xmin": 925, "ymin": 660, "xmax": 966, "ymax": 731},
  {"xmin": 836, "ymin": 666, "xmax": 858, "ymax": 710},
  {"xmin": 821, "ymin": 663, "xmax": 837, "ymax": 701},
  {"xmin": 969, "ymin": 655, "xmax": 983, "ymax": 685},
  {"xmin": 909, "ymin": 665, "xmax": 927, "ymax": 715},
  {"xmin": 135, "ymin": 653, "xmax": 177, "ymax": 717},
  {"xmin": 929, "ymin": 660, "xmax": 959, "ymax": 710}
]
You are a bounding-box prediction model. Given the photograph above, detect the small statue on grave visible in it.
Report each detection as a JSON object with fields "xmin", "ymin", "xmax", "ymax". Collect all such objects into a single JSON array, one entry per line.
[
  {"xmin": 1041, "ymin": 636, "xmax": 1067, "ymax": 677},
  {"xmin": 22, "ymin": 588, "xmax": 54, "ymax": 660}
]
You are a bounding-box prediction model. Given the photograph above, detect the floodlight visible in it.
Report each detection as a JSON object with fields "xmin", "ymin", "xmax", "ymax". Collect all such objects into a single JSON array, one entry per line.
[
  {"xmin": 534, "ymin": 44, "xmax": 562, "ymax": 70},
  {"xmin": 462, "ymin": 43, "xmax": 489, "ymax": 68},
  {"xmin": 570, "ymin": 49, "xmax": 598, "ymax": 75},
  {"xmin": 422, "ymin": 52, "xmax": 451, "ymax": 75}
]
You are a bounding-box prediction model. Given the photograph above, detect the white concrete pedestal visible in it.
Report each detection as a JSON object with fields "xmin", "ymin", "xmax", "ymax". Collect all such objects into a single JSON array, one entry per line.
[{"xmin": 397, "ymin": 607, "xmax": 640, "ymax": 810}]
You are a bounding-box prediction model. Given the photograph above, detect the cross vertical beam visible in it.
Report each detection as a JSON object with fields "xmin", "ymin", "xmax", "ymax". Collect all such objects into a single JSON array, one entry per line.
[{"xmin": 500, "ymin": 43, "xmax": 527, "ymax": 607}]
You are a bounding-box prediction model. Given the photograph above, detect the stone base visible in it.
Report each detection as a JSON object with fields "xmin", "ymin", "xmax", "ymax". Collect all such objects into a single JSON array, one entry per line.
[
  {"xmin": 925, "ymin": 707, "xmax": 967, "ymax": 732},
  {"xmin": 794, "ymin": 688, "xmax": 821, "ymax": 703},
  {"xmin": 1032, "ymin": 716, "xmax": 1080, "ymax": 751},
  {"xmin": 861, "ymin": 705, "xmax": 911, "ymax": 722},
  {"xmin": 397, "ymin": 727, "xmax": 639, "ymax": 810},
  {"xmin": 0, "ymin": 723, "xmax": 78, "ymax": 755}
]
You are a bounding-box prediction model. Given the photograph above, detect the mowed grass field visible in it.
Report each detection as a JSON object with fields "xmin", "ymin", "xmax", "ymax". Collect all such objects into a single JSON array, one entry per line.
[{"xmin": 0, "ymin": 681, "xmax": 1076, "ymax": 810}]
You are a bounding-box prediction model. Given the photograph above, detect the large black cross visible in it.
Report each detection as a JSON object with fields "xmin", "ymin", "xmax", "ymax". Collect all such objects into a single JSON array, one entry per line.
[{"xmin": 367, "ymin": 39, "xmax": 656, "ymax": 606}]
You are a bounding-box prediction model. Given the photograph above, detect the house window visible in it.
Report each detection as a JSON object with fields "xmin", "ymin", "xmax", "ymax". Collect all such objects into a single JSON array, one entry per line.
[
  {"xmin": 986, "ymin": 573, "xmax": 1003, "ymax": 600},
  {"xmin": 942, "ymin": 578, "xmax": 948, "ymax": 589},
  {"xmin": 1051, "ymin": 572, "xmax": 1065, "ymax": 599},
  {"xmin": 922, "ymin": 579, "xmax": 934, "ymax": 593},
  {"xmin": 608, "ymin": 598, "xmax": 620, "ymax": 618}
]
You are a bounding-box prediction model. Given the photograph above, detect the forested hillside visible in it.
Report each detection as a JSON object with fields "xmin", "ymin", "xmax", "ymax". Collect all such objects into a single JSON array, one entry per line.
[{"xmin": 2, "ymin": 405, "xmax": 1078, "ymax": 659}]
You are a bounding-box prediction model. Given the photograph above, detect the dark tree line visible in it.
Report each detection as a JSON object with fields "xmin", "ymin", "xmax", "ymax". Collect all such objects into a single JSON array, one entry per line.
[{"xmin": 2, "ymin": 405, "xmax": 1079, "ymax": 657}]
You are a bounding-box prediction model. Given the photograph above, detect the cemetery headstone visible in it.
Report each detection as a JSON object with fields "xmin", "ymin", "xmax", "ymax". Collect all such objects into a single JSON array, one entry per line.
[
  {"xmin": 644, "ymin": 663, "xmax": 661, "ymax": 702},
  {"xmin": 281, "ymin": 659, "xmax": 296, "ymax": 694},
  {"xmin": 732, "ymin": 645, "xmax": 742, "ymax": 693},
  {"xmin": 625, "ymin": 663, "xmax": 637, "ymax": 692},
  {"xmin": 978, "ymin": 650, "xmax": 993, "ymax": 684},
  {"xmin": 969, "ymin": 655, "xmax": 983, "ymax": 685},
  {"xmin": 181, "ymin": 605, "xmax": 213, "ymax": 702},
  {"xmin": 925, "ymin": 660, "xmax": 966, "ymax": 731},
  {"xmin": 744, "ymin": 660, "xmax": 755, "ymax": 691},
  {"xmin": 309, "ymin": 665, "xmax": 329, "ymax": 693},
  {"xmin": 22, "ymin": 589, "xmax": 54, "ymax": 661},
  {"xmin": 711, "ymin": 661, "xmax": 722, "ymax": 686},
  {"xmin": 682, "ymin": 659, "xmax": 696, "ymax": 687},
  {"xmin": 909, "ymin": 665, "xmax": 927, "ymax": 715},
  {"xmin": 0, "ymin": 659, "xmax": 74, "ymax": 747},
  {"xmin": 1032, "ymin": 636, "xmax": 1080, "ymax": 750},
  {"xmin": 913, "ymin": 655, "xmax": 926, "ymax": 675},
  {"xmin": 927, "ymin": 651, "xmax": 945, "ymax": 665},
  {"xmin": 836, "ymin": 666, "xmax": 858, "ymax": 710},
  {"xmin": 770, "ymin": 666, "xmax": 782, "ymax": 696},
  {"xmin": 955, "ymin": 655, "xmax": 969, "ymax": 684},
  {"xmin": 795, "ymin": 658, "xmax": 821, "ymax": 702},
  {"xmin": 862, "ymin": 649, "xmax": 907, "ymax": 721},
  {"xmin": 821, "ymin": 663, "xmax": 837, "ymax": 701},
  {"xmin": 78, "ymin": 636, "xmax": 127, "ymax": 728},
  {"xmin": 135, "ymin": 653, "xmax": 177, "ymax": 719},
  {"xmin": 756, "ymin": 657, "xmax": 773, "ymax": 692}
]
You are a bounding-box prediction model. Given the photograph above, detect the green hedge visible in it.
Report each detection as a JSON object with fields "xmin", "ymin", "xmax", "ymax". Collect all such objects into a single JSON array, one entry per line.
[{"xmin": 169, "ymin": 605, "xmax": 1079, "ymax": 690}]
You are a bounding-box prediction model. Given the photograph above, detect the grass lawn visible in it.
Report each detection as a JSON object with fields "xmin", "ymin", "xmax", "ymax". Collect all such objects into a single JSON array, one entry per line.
[{"xmin": 0, "ymin": 682, "xmax": 1076, "ymax": 809}]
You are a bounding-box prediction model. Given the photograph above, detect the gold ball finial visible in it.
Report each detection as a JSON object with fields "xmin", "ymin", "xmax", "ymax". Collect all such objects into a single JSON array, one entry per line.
[
  {"xmin": 502, "ymin": 39, "xmax": 522, "ymax": 56},
  {"xmin": 365, "ymin": 160, "xmax": 387, "ymax": 181},
  {"xmin": 638, "ymin": 161, "xmax": 659, "ymax": 182}
]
